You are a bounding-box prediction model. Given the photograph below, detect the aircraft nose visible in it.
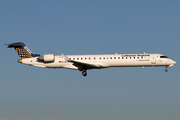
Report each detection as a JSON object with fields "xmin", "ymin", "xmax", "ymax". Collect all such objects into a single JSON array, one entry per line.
[
  {"xmin": 173, "ymin": 61, "xmax": 176, "ymax": 64},
  {"xmin": 171, "ymin": 60, "xmax": 176, "ymax": 65}
]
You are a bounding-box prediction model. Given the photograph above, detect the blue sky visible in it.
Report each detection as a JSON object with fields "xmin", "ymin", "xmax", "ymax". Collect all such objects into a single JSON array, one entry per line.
[{"xmin": 0, "ymin": 0, "xmax": 180, "ymax": 120}]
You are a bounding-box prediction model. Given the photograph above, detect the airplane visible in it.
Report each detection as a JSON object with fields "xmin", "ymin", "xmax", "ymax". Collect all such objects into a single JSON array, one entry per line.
[{"xmin": 6, "ymin": 42, "xmax": 176, "ymax": 76}]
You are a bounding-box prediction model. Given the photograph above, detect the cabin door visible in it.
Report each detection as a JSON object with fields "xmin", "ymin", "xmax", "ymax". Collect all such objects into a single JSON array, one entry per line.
[{"xmin": 151, "ymin": 55, "xmax": 157, "ymax": 65}]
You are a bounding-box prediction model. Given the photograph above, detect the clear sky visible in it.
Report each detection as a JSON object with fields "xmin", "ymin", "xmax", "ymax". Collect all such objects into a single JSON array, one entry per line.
[{"xmin": 0, "ymin": 0, "xmax": 180, "ymax": 120}]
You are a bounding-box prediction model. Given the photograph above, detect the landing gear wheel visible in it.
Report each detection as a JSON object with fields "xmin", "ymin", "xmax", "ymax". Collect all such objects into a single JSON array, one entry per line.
[
  {"xmin": 82, "ymin": 71, "xmax": 87, "ymax": 76},
  {"xmin": 165, "ymin": 66, "xmax": 168, "ymax": 72}
]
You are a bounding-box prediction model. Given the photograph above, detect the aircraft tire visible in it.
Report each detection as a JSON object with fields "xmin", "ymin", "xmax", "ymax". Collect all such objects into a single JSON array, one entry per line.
[{"xmin": 82, "ymin": 71, "xmax": 87, "ymax": 76}]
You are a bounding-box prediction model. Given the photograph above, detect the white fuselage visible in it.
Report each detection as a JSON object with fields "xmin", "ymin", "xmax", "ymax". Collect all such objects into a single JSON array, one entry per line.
[{"xmin": 20, "ymin": 53, "xmax": 176, "ymax": 70}]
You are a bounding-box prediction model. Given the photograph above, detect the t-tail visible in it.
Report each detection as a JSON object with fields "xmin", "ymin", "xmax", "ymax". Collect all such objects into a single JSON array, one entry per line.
[{"xmin": 7, "ymin": 42, "xmax": 40, "ymax": 59}]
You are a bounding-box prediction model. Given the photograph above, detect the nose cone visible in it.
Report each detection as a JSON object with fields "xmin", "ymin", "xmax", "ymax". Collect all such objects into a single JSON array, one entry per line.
[
  {"xmin": 173, "ymin": 61, "xmax": 176, "ymax": 64},
  {"xmin": 171, "ymin": 60, "xmax": 176, "ymax": 65}
]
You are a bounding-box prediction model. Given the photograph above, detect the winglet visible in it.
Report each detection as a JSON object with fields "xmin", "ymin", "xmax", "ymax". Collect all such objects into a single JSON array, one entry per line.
[{"xmin": 61, "ymin": 53, "xmax": 71, "ymax": 62}]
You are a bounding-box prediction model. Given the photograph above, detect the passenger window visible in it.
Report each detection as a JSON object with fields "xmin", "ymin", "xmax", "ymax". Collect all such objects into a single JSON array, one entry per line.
[
  {"xmin": 103, "ymin": 57, "xmax": 105, "ymax": 59},
  {"xmin": 85, "ymin": 58, "xmax": 87, "ymax": 60},
  {"xmin": 89, "ymin": 58, "xmax": 91, "ymax": 60},
  {"xmin": 94, "ymin": 58, "xmax": 96, "ymax": 60},
  {"xmin": 126, "ymin": 57, "xmax": 128, "ymax": 59},
  {"xmin": 110, "ymin": 57, "xmax": 112, "ymax": 59},
  {"xmin": 130, "ymin": 57, "xmax": 131, "ymax": 59},
  {"xmin": 137, "ymin": 57, "xmax": 139, "ymax": 59},
  {"xmin": 77, "ymin": 58, "xmax": 79, "ymax": 60},
  {"xmin": 134, "ymin": 57, "xmax": 135, "ymax": 59},
  {"xmin": 141, "ymin": 56, "xmax": 143, "ymax": 59},
  {"xmin": 118, "ymin": 57, "xmax": 120, "ymax": 59},
  {"xmin": 81, "ymin": 58, "xmax": 83, "ymax": 60},
  {"xmin": 99, "ymin": 58, "xmax": 101, "ymax": 60},
  {"xmin": 73, "ymin": 58, "xmax": 75, "ymax": 60},
  {"xmin": 122, "ymin": 57, "xmax": 124, "ymax": 59},
  {"xmin": 114, "ymin": 57, "xmax": 116, "ymax": 59}
]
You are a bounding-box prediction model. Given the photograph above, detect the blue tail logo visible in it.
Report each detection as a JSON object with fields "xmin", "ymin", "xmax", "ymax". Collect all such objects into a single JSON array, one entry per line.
[{"xmin": 7, "ymin": 42, "xmax": 40, "ymax": 59}]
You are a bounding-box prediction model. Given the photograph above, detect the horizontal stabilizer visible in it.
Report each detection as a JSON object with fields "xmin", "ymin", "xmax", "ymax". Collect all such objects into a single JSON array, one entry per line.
[{"xmin": 7, "ymin": 42, "xmax": 25, "ymax": 48}]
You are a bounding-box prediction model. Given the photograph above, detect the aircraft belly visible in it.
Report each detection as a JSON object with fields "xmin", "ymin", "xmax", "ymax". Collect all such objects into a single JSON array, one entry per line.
[
  {"xmin": 43, "ymin": 62, "xmax": 70, "ymax": 68},
  {"xmin": 63, "ymin": 64, "xmax": 78, "ymax": 70}
]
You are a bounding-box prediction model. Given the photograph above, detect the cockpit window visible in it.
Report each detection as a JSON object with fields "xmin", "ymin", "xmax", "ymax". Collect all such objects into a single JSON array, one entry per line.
[{"xmin": 160, "ymin": 56, "xmax": 168, "ymax": 58}]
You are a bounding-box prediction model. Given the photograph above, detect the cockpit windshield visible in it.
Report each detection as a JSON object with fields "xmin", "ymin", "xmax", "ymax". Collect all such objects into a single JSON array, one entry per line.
[{"xmin": 160, "ymin": 56, "xmax": 168, "ymax": 58}]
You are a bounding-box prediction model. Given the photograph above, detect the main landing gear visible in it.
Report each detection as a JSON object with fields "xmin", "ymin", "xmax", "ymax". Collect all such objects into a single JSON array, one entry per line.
[
  {"xmin": 165, "ymin": 66, "xmax": 168, "ymax": 72},
  {"xmin": 78, "ymin": 67, "xmax": 87, "ymax": 76}
]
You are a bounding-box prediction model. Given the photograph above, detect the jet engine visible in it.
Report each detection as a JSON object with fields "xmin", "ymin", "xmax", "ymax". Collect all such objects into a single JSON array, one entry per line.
[{"xmin": 38, "ymin": 54, "xmax": 55, "ymax": 62}]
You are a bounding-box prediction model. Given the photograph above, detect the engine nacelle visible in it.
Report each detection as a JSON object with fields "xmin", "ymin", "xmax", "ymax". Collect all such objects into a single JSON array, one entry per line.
[{"xmin": 38, "ymin": 54, "xmax": 55, "ymax": 62}]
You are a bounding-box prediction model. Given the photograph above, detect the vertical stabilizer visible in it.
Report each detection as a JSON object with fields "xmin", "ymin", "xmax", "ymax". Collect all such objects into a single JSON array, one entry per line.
[{"xmin": 7, "ymin": 42, "xmax": 40, "ymax": 59}]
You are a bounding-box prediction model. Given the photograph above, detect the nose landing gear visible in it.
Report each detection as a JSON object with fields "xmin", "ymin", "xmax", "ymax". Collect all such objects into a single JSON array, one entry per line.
[{"xmin": 165, "ymin": 66, "xmax": 168, "ymax": 72}]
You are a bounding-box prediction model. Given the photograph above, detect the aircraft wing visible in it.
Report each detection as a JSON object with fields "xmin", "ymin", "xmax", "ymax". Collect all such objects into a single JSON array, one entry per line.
[{"xmin": 62, "ymin": 53, "xmax": 102, "ymax": 70}]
